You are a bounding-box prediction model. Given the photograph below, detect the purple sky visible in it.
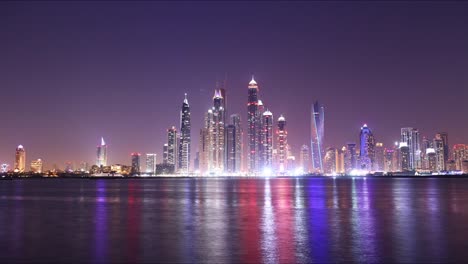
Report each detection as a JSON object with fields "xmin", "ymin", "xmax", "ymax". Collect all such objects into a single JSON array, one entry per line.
[{"xmin": 1, "ymin": 2, "xmax": 467, "ymax": 169}]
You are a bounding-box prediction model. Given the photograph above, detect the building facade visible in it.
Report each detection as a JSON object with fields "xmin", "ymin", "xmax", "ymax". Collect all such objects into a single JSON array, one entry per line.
[
  {"xmin": 359, "ymin": 124, "xmax": 375, "ymax": 171},
  {"xmin": 178, "ymin": 93, "xmax": 191, "ymax": 173},
  {"xmin": 14, "ymin": 145, "xmax": 26, "ymax": 172},
  {"xmin": 96, "ymin": 137, "xmax": 107, "ymax": 167},
  {"xmin": 277, "ymin": 115, "xmax": 287, "ymax": 173},
  {"xmin": 146, "ymin": 153, "xmax": 157, "ymax": 174},
  {"xmin": 310, "ymin": 101, "xmax": 325, "ymax": 173}
]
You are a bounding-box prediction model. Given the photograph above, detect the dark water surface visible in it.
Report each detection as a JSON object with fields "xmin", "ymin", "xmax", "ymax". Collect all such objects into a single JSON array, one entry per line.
[{"xmin": 1, "ymin": 178, "xmax": 468, "ymax": 263}]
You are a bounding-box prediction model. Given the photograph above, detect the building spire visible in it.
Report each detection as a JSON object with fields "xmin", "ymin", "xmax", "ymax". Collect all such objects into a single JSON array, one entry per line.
[
  {"xmin": 101, "ymin": 137, "xmax": 106, "ymax": 146},
  {"xmin": 184, "ymin": 93, "xmax": 189, "ymax": 105}
]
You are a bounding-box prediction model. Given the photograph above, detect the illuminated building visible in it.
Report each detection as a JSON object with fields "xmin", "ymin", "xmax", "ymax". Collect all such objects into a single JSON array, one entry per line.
[
  {"xmin": 96, "ymin": 137, "xmax": 107, "ymax": 167},
  {"xmin": 426, "ymin": 148, "xmax": 437, "ymax": 171},
  {"xmin": 14, "ymin": 145, "xmax": 26, "ymax": 172},
  {"xmin": 384, "ymin": 148, "xmax": 397, "ymax": 172},
  {"xmin": 374, "ymin": 142, "xmax": 384, "ymax": 171},
  {"xmin": 359, "ymin": 124, "xmax": 375, "ymax": 170},
  {"xmin": 335, "ymin": 147, "xmax": 345, "ymax": 174},
  {"xmin": 453, "ymin": 144, "xmax": 466, "ymax": 171},
  {"xmin": 199, "ymin": 122, "xmax": 209, "ymax": 174},
  {"xmin": 257, "ymin": 100, "xmax": 265, "ymax": 171},
  {"xmin": 400, "ymin": 128, "xmax": 421, "ymax": 170},
  {"xmin": 421, "ymin": 136, "xmax": 431, "ymax": 169},
  {"xmin": 247, "ymin": 76, "xmax": 259, "ymax": 173},
  {"xmin": 226, "ymin": 124, "xmax": 236, "ymax": 173},
  {"xmin": 344, "ymin": 143, "xmax": 357, "ymax": 173},
  {"xmin": 131, "ymin": 153, "xmax": 141, "ymax": 175},
  {"xmin": 261, "ymin": 110, "xmax": 273, "ymax": 171},
  {"xmin": 277, "ymin": 115, "xmax": 287, "ymax": 173},
  {"xmin": 30, "ymin": 158, "xmax": 43, "ymax": 173},
  {"xmin": 79, "ymin": 162, "xmax": 89, "ymax": 172},
  {"xmin": 206, "ymin": 89, "xmax": 226, "ymax": 173},
  {"xmin": 299, "ymin": 145, "xmax": 310, "ymax": 173},
  {"xmin": 167, "ymin": 127, "xmax": 178, "ymax": 167},
  {"xmin": 178, "ymin": 93, "xmax": 191, "ymax": 173},
  {"xmin": 436, "ymin": 132, "xmax": 449, "ymax": 167},
  {"xmin": 146, "ymin": 153, "xmax": 157, "ymax": 174},
  {"xmin": 231, "ymin": 114, "xmax": 243, "ymax": 173},
  {"xmin": 162, "ymin": 144, "xmax": 169, "ymax": 164},
  {"xmin": 286, "ymin": 156, "xmax": 296, "ymax": 172},
  {"xmin": 324, "ymin": 147, "xmax": 336, "ymax": 174},
  {"xmin": 433, "ymin": 135, "xmax": 445, "ymax": 171},
  {"xmin": 399, "ymin": 142, "xmax": 410, "ymax": 171},
  {"xmin": 310, "ymin": 101, "xmax": 324, "ymax": 173}
]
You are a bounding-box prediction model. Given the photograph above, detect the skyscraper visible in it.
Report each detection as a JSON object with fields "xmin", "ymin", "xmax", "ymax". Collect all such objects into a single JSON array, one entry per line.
[
  {"xmin": 163, "ymin": 144, "xmax": 169, "ymax": 164},
  {"xmin": 96, "ymin": 137, "xmax": 107, "ymax": 167},
  {"xmin": 400, "ymin": 128, "xmax": 421, "ymax": 170},
  {"xmin": 323, "ymin": 147, "xmax": 336, "ymax": 174},
  {"xmin": 167, "ymin": 127, "xmax": 178, "ymax": 167},
  {"xmin": 30, "ymin": 158, "xmax": 43, "ymax": 173},
  {"xmin": 261, "ymin": 110, "xmax": 273, "ymax": 172},
  {"xmin": 14, "ymin": 145, "xmax": 26, "ymax": 172},
  {"xmin": 399, "ymin": 142, "xmax": 410, "ymax": 171},
  {"xmin": 299, "ymin": 145, "xmax": 310, "ymax": 173},
  {"xmin": 277, "ymin": 115, "xmax": 287, "ymax": 173},
  {"xmin": 433, "ymin": 135, "xmax": 445, "ymax": 171},
  {"xmin": 131, "ymin": 153, "xmax": 141, "ymax": 175},
  {"xmin": 226, "ymin": 124, "xmax": 236, "ymax": 173},
  {"xmin": 335, "ymin": 147, "xmax": 345, "ymax": 174},
  {"xmin": 384, "ymin": 148, "xmax": 396, "ymax": 172},
  {"xmin": 310, "ymin": 101, "xmax": 325, "ymax": 173},
  {"xmin": 178, "ymin": 93, "xmax": 191, "ymax": 173},
  {"xmin": 453, "ymin": 144, "xmax": 466, "ymax": 171},
  {"xmin": 374, "ymin": 142, "xmax": 384, "ymax": 171},
  {"xmin": 146, "ymin": 153, "xmax": 157, "ymax": 174},
  {"xmin": 426, "ymin": 148, "xmax": 437, "ymax": 171},
  {"xmin": 206, "ymin": 90, "xmax": 225, "ymax": 173},
  {"xmin": 359, "ymin": 124, "xmax": 375, "ymax": 170},
  {"xmin": 344, "ymin": 143, "xmax": 357, "ymax": 173},
  {"xmin": 231, "ymin": 114, "xmax": 243, "ymax": 173},
  {"xmin": 247, "ymin": 76, "xmax": 259, "ymax": 173},
  {"xmin": 436, "ymin": 132, "xmax": 449, "ymax": 169}
]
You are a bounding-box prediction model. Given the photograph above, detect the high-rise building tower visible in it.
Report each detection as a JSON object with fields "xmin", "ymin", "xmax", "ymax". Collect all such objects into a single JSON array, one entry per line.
[
  {"xmin": 163, "ymin": 144, "xmax": 169, "ymax": 164},
  {"xmin": 207, "ymin": 90, "xmax": 225, "ymax": 173},
  {"xmin": 400, "ymin": 128, "xmax": 421, "ymax": 170},
  {"xmin": 433, "ymin": 135, "xmax": 445, "ymax": 171},
  {"xmin": 231, "ymin": 114, "xmax": 243, "ymax": 173},
  {"xmin": 344, "ymin": 143, "xmax": 357, "ymax": 173},
  {"xmin": 30, "ymin": 158, "xmax": 43, "ymax": 173},
  {"xmin": 261, "ymin": 110, "xmax": 273, "ymax": 172},
  {"xmin": 299, "ymin": 145, "xmax": 310, "ymax": 173},
  {"xmin": 426, "ymin": 148, "xmax": 437, "ymax": 171},
  {"xmin": 131, "ymin": 153, "xmax": 141, "ymax": 175},
  {"xmin": 335, "ymin": 147, "xmax": 345, "ymax": 174},
  {"xmin": 375, "ymin": 142, "xmax": 384, "ymax": 171},
  {"xmin": 399, "ymin": 142, "xmax": 410, "ymax": 171},
  {"xmin": 14, "ymin": 145, "xmax": 26, "ymax": 172},
  {"xmin": 178, "ymin": 93, "xmax": 191, "ymax": 173},
  {"xmin": 310, "ymin": 101, "xmax": 325, "ymax": 173},
  {"xmin": 226, "ymin": 124, "xmax": 236, "ymax": 173},
  {"xmin": 277, "ymin": 115, "xmax": 287, "ymax": 173},
  {"xmin": 96, "ymin": 137, "xmax": 107, "ymax": 167},
  {"xmin": 167, "ymin": 127, "xmax": 178, "ymax": 167},
  {"xmin": 384, "ymin": 148, "xmax": 396, "ymax": 172},
  {"xmin": 324, "ymin": 147, "xmax": 336, "ymax": 174},
  {"xmin": 453, "ymin": 144, "xmax": 466, "ymax": 171},
  {"xmin": 247, "ymin": 76, "xmax": 259, "ymax": 173},
  {"xmin": 359, "ymin": 124, "xmax": 375, "ymax": 170},
  {"xmin": 146, "ymin": 153, "xmax": 157, "ymax": 174},
  {"xmin": 436, "ymin": 132, "xmax": 449, "ymax": 169}
]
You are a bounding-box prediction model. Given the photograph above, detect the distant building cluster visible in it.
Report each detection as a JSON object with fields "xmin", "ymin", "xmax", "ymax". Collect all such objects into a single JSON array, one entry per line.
[{"xmin": 3, "ymin": 77, "xmax": 468, "ymax": 176}]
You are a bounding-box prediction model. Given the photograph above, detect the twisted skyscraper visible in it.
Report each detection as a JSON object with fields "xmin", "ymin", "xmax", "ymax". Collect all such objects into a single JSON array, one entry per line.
[{"xmin": 310, "ymin": 101, "xmax": 324, "ymax": 173}]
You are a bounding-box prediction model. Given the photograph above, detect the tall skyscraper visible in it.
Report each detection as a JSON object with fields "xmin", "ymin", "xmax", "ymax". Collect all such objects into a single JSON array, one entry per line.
[
  {"xmin": 178, "ymin": 93, "xmax": 191, "ymax": 173},
  {"xmin": 400, "ymin": 128, "xmax": 421, "ymax": 170},
  {"xmin": 344, "ymin": 143, "xmax": 357, "ymax": 173},
  {"xmin": 359, "ymin": 124, "xmax": 375, "ymax": 170},
  {"xmin": 226, "ymin": 124, "xmax": 236, "ymax": 173},
  {"xmin": 323, "ymin": 147, "xmax": 336, "ymax": 174},
  {"xmin": 436, "ymin": 132, "xmax": 449, "ymax": 169},
  {"xmin": 426, "ymin": 148, "xmax": 437, "ymax": 171},
  {"xmin": 384, "ymin": 148, "xmax": 397, "ymax": 172},
  {"xmin": 374, "ymin": 142, "xmax": 384, "ymax": 171},
  {"xmin": 96, "ymin": 137, "xmax": 107, "ymax": 167},
  {"xmin": 131, "ymin": 153, "xmax": 141, "ymax": 175},
  {"xmin": 14, "ymin": 145, "xmax": 26, "ymax": 172},
  {"xmin": 277, "ymin": 115, "xmax": 287, "ymax": 173},
  {"xmin": 207, "ymin": 90, "xmax": 225, "ymax": 173},
  {"xmin": 163, "ymin": 144, "xmax": 169, "ymax": 164},
  {"xmin": 310, "ymin": 101, "xmax": 325, "ymax": 173},
  {"xmin": 231, "ymin": 114, "xmax": 243, "ymax": 173},
  {"xmin": 261, "ymin": 110, "xmax": 273, "ymax": 172},
  {"xmin": 299, "ymin": 145, "xmax": 310, "ymax": 172},
  {"xmin": 146, "ymin": 153, "xmax": 157, "ymax": 174},
  {"xmin": 335, "ymin": 147, "xmax": 345, "ymax": 174},
  {"xmin": 247, "ymin": 76, "xmax": 259, "ymax": 173},
  {"xmin": 167, "ymin": 127, "xmax": 178, "ymax": 167},
  {"xmin": 433, "ymin": 135, "xmax": 445, "ymax": 171},
  {"xmin": 399, "ymin": 142, "xmax": 410, "ymax": 171},
  {"xmin": 30, "ymin": 158, "xmax": 43, "ymax": 173},
  {"xmin": 453, "ymin": 144, "xmax": 466, "ymax": 171}
]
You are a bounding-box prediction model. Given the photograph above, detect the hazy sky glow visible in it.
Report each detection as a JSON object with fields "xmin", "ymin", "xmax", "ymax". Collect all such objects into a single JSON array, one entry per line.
[{"xmin": 1, "ymin": 2, "xmax": 467, "ymax": 169}]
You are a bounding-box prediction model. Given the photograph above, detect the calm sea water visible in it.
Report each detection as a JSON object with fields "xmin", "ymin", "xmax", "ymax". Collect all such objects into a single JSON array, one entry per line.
[{"xmin": 0, "ymin": 177, "xmax": 467, "ymax": 263}]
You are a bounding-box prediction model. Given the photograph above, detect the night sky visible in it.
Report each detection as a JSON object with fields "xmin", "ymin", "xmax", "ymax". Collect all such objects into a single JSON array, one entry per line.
[{"xmin": 1, "ymin": 2, "xmax": 467, "ymax": 169}]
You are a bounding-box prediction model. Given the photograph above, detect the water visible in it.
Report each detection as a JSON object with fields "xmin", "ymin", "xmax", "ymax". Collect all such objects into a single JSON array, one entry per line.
[{"xmin": 0, "ymin": 177, "xmax": 467, "ymax": 263}]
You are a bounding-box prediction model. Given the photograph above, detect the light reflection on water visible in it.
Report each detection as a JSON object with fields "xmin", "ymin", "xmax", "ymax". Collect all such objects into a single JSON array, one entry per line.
[{"xmin": 0, "ymin": 178, "xmax": 467, "ymax": 263}]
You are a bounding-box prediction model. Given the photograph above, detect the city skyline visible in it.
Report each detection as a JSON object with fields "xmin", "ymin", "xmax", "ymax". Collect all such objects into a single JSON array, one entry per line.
[{"xmin": 1, "ymin": 2, "xmax": 468, "ymax": 168}]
